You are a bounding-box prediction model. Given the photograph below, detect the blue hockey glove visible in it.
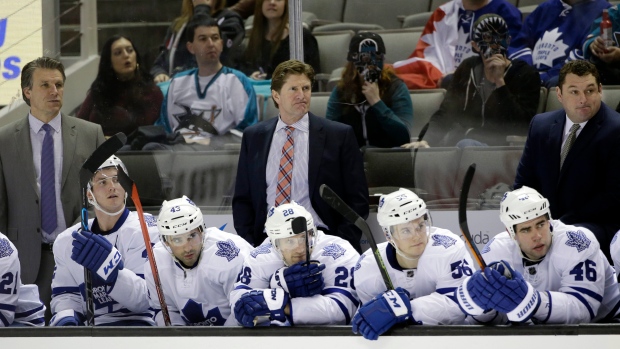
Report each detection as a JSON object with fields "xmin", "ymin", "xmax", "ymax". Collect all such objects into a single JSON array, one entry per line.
[
  {"xmin": 484, "ymin": 260, "xmax": 540, "ymax": 322},
  {"xmin": 50, "ymin": 310, "xmax": 84, "ymax": 327},
  {"xmin": 270, "ymin": 261, "xmax": 326, "ymax": 298},
  {"xmin": 234, "ymin": 289, "xmax": 290, "ymax": 327},
  {"xmin": 352, "ymin": 287, "xmax": 411, "ymax": 340},
  {"xmin": 71, "ymin": 230, "xmax": 124, "ymax": 284},
  {"xmin": 456, "ymin": 269, "xmax": 494, "ymax": 316}
]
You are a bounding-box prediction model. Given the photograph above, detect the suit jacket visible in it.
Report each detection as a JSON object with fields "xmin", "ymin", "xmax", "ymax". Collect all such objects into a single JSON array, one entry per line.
[
  {"xmin": 514, "ymin": 103, "xmax": 620, "ymax": 257},
  {"xmin": 232, "ymin": 113, "xmax": 369, "ymax": 251},
  {"xmin": 0, "ymin": 114, "xmax": 105, "ymax": 283}
]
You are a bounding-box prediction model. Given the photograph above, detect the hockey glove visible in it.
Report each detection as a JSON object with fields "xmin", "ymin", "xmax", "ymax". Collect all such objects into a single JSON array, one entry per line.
[
  {"xmin": 456, "ymin": 270, "xmax": 494, "ymax": 316},
  {"xmin": 270, "ymin": 261, "xmax": 326, "ymax": 298},
  {"xmin": 352, "ymin": 287, "xmax": 411, "ymax": 340},
  {"xmin": 484, "ymin": 260, "xmax": 540, "ymax": 322},
  {"xmin": 50, "ymin": 309, "xmax": 84, "ymax": 327},
  {"xmin": 234, "ymin": 288, "xmax": 290, "ymax": 327},
  {"xmin": 71, "ymin": 230, "xmax": 124, "ymax": 284}
]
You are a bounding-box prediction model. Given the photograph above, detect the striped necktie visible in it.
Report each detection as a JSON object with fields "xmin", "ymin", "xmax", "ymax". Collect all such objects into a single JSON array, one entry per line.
[
  {"xmin": 275, "ymin": 126, "xmax": 295, "ymax": 206},
  {"xmin": 560, "ymin": 124, "xmax": 580, "ymax": 169}
]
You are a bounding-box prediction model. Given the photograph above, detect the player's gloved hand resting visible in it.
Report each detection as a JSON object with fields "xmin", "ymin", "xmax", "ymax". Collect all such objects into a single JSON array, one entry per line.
[
  {"xmin": 484, "ymin": 260, "xmax": 540, "ymax": 322},
  {"xmin": 352, "ymin": 287, "xmax": 411, "ymax": 340},
  {"xmin": 234, "ymin": 288, "xmax": 290, "ymax": 327},
  {"xmin": 71, "ymin": 230, "xmax": 124, "ymax": 284},
  {"xmin": 270, "ymin": 261, "xmax": 326, "ymax": 298},
  {"xmin": 456, "ymin": 269, "xmax": 495, "ymax": 316}
]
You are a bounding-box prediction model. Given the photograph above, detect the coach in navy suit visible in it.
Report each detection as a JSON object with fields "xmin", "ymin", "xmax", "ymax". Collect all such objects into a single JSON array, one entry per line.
[
  {"xmin": 514, "ymin": 60, "xmax": 620, "ymax": 260},
  {"xmin": 233, "ymin": 60, "xmax": 369, "ymax": 252}
]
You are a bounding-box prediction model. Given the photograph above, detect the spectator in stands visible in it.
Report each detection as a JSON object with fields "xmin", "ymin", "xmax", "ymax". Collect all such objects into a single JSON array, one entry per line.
[
  {"xmin": 151, "ymin": 0, "xmax": 244, "ymax": 83},
  {"xmin": 403, "ymin": 14, "xmax": 540, "ymax": 148},
  {"xmin": 233, "ymin": 59, "xmax": 369, "ymax": 252},
  {"xmin": 235, "ymin": 0, "xmax": 320, "ymax": 81},
  {"xmin": 514, "ymin": 60, "xmax": 620, "ymax": 261},
  {"xmin": 394, "ymin": 0, "xmax": 522, "ymax": 90},
  {"xmin": 228, "ymin": 0, "xmax": 254, "ymax": 19},
  {"xmin": 153, "ymin": 16, "xmax": 258, "ymax": 150},
  {"xmin": 77, "ymin": 35, "xmax": 163, "ymax": 137},
  {"xmin": 326, "ymin": 32, "xmax": 412, "ymax": 148},
  {"xmin": 584, "ymin": 5, "xmax": 620, "ymax": 87},
  {"xmin": 508, "ymin": 0, "xmax": 610, "ymax": 88}
]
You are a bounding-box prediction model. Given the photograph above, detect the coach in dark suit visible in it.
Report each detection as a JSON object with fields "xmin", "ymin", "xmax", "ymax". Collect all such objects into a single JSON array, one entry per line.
[
  {"xmin": 0, "ymin": 57, "xmax": 105, "ymax": 321},
  {"xmin": 233, "ymin": 60, "xmax": 369, "ymax": 252},
  {"xmin": 514, "ymin": 60, "xmax": 620, "ymax": 260}
]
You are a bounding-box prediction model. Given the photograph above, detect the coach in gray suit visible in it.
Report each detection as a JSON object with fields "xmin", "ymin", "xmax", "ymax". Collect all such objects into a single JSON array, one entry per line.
[{"xmin": 0, "ymin": 57, "xmax": 105, "ymax": 322}]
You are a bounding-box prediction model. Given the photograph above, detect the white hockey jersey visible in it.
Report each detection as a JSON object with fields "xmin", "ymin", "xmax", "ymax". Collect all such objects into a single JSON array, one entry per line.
[
  {"xmin": 51, "ymin": 209, "xmax": 159, "ymax": 326},
  {"xmin": 611, "ymin": 231, "xmax": 620, "ymax": 277},
  {"xmin": 145, "ymin": 227, "xmax": 253, "ymax": 326},
  {"xmin": 230, "ymin": 231, "xmax": 360, "ymax": 325},
  {"xmin": 481, "ymin": 220, "xmax": 620, "ymax": 323},
  {"xmin": 355, "ymin": 228, "xmax": 475, "ymax": 325},
  {"xmin": 0, "ymin": 233, "xmax": 45, "ymax": 327}
]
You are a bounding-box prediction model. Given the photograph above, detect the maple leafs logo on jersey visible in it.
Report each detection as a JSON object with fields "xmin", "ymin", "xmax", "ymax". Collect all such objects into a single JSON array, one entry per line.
[
  {"xmin": 0, "ymin": 238, "xmax": 14, "ymax": 258},
  {"xmin": 250, "ymin": 244, "xmax": 272, "ymax": 258},
  {"xmin": 322, "ymin": 243, "xmax": 346, "ymax": 260},
  {"xmin": 565, "ymin": 230, "xmax": 591, "ymax": 253},
  {"xmin": 354, "ymin": 254, "xmax": 366, "ymax": 271},
  {"xmin": 215, "ymin": 239, "xmax": 240, "ymax": 262},
  {"xmin": 431, "ymin": 234, "xmax": 456, "ymax": 249},
  {"xmin": 144, "ymin": 214, "xmax": 157, "ymax": 227},
  {"xmin": 181, "ymin": 299, "xmax": 226, "ymax": 326},
  {"xmin": 532, "ymin": 28, "xmax": 569, "ymax": 69}
]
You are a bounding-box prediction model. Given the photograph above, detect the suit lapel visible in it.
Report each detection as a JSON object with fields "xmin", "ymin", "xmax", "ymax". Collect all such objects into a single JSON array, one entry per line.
[
  {"xmin": 307, "ymin": 113, "xmax": 326, "ymax": 198},
  {"xmin": 560, "ymin": 104, "xmax": 605, "ymax": 174},
  {"xmin": 15, "ymin": 117, "xmax": 39, "ymax": 196},
  {"xmin": 61, "ymin": 114, "xmax": 77, "ymax": 189},
  {"xmin": 258, "ymin": 119, "xmax": 277, "ymax": 200},
  {"xmin": 548, "ymin": 111, "xmax": 564, "ymax": 180}
]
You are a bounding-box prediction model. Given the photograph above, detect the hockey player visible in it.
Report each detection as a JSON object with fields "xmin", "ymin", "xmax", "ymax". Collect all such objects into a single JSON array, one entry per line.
[
  {"xmin": 0, "ymin": 232, "xmax": 45, "ymax": 327},
  {"xmin": 145, "ymin": 196, "xmax": 252, "ymax": 326},
  {"xmin": 50, "ymin": 156, "xmax": 159, "ymax": 326},
  {"xmin": 611, "ymin": 231, "xmax": 620, "ymax": 276},
  {"xmin": 457, "ymin": 186, "xmax": 620, "ymax": 323},
  {"xmin": 351, "ymin": 188, "xmax": 476, "ymax": 340},
  {"xmin": 231, "ymin": 202, "xmax": 359, "ymax": 327}
]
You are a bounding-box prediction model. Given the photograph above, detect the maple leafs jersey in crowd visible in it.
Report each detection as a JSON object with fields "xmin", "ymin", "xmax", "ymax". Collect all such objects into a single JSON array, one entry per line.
[
  {"xmin": 354, "ymin": 228, "xmax": 477, "ymax": 325},
  {"xmin": 393, "ymin": 0, "xmax": 522, "ymax": 89},
  {"xmin": 158, "ymin": 67, "xmax": 258, "ymax": 142},
  {"xmin": 0, "ymin": 233, "xmax": 45, "ymax": 327},
  {"xmin": 508, "ymin": 0, "xmax": 610, "ymax": 84},
  {"xmin": 611, "ymin": 231, "xmax": 620, "ymax": 277},
  {"xmin": 230, "ymin": 231, "xmax": 360, "ymax": 325},
  {"xmin": 51, "ymin": 210, "xmax": 159, "ymax": 326},
  {"xmin": 481, "ymin": 220, "xmax": 620, "ymax": 323},
  {"xmin": 145, "ymin": 227, "xmax": 253, "ymax": 326}
]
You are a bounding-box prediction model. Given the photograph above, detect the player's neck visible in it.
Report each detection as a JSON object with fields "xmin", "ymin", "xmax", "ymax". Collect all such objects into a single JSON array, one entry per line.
[
  {"xmin": 197, "ymin": 62, "xmax": 223, "ymax": 77},
  {"xmin": 94, "ymin": 210, "xmax": 123, "ymax": 231}
]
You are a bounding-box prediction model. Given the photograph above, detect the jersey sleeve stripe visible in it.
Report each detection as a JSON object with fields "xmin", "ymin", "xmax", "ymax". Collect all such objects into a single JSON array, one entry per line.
[
  {"xmin": 15, "ymin": 304, "xmax": 45, "ymax": 317},
  {"xmin": 327, "ymin": 296, "xmax": 351, "ymax": 325},
  {"xmin": 568, "ymin": 286, "xmax": 604, "ymax": 303},
  {"xmin": 321, "ymin": 287, "xmax": 359, "ymax": 307},
  {"xmin": 0, "ymin": 313, "xmax": 9, "ymax": 327},
  {"xmin": 234, "ymin": 285, "xmax": 252, "ymax": 291},
  {"xmin": 565, "ymin": 292, "xmax": 595, "ymax": 320},
  {"xmin": 0, "ymin": 304, "xmax": 16, "ymax": 311},
  {"xmin": 51, "ymin": 286, "xmax": 81, "ymax": 295},
  {"xmin": 537, "ymin": 291, "xmax": 552, "ymax": 323}
]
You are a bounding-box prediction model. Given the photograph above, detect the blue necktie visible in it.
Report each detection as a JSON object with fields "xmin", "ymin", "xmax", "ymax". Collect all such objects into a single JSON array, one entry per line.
[{"xmin": 41, "ymin": 124, "xmax": 57, "ymax": 234}]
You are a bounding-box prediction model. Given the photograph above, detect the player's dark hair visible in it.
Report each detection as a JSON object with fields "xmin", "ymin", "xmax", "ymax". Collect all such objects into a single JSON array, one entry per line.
[
  {"xmin": 270, "ymin": 60, "xmax": 315, "ymax": 108},
  {"xmin": 558, "ymin": 60, "xmax": 601, "ymax": 90},
  {"xmin": 21, "ymin": 57, "xmax": 66, "ymax": 106}
]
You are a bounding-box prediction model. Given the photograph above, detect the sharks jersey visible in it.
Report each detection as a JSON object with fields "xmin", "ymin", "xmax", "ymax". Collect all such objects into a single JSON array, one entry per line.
[
  {"xmin": 159, "ymin": 67, "xmax": 258, "ymax": 142},
  {"xmin": 354, "ymin": 228, "xmax": 476, "ymax": 325},
  {"xmin": 482, "ymin": 220, "xmax": 620, "ymax": 323},
  {"xmin": 51, "ymin": 209, "xmax": 159, "ymax": 326},
  {"xmin": 145, "ymin": 228, "xmax": 253, "ymax": 326},
  {"xmin": 508, "ymin": 0, "xmax": 610, "ymax": 83},
  {"xmin": 0, "ymin": 233, "xmax": 45, "ymax": 327},
  {"xmin": 230, "ymin": 231, "xmax": 360, "ymax": 325}
]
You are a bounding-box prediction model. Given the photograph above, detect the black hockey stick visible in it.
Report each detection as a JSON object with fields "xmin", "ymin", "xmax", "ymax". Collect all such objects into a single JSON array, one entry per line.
[
  {"xmin": 458, "ymin": 163, "xmax": 487, "ymax": 270},
  {"xmin": 79, "ymin": 132, "xmax": 127, "ymax": 326},
  {"xmin": 116, "ymin": 163, "xmax": 172, "ymax": 326},
  {"xmin": 319, "ymin": 184, "xmax": 394, "ymax": 290},
  {"xmin": 291, "ymin": 216, "xmax": 310, "ymax": 263}
]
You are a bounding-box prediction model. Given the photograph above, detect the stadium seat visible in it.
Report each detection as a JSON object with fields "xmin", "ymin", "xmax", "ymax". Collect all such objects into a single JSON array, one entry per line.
[
  {"xmin": 411, "ymin": 147, "xmax": 462, "ymax": 202},
  {"xmin": 371, "ymin": 28, "xmax": 423, "ymax": 64},
  {"xmin": 409, "ymin": 89, "xmax": 446, "ymax": 140},
  {"xmin": 313, "ymin": 30, "xmax": 355, "ymax": 91},
  {"xmin": 313, "ymin": 23, "xmax": 384, "ymax": 34},
  {"xmin": 537, "ymin": 86, "xmax": 547, "ymax": 114},
  {"xmin": 303, "ymin": 0, "xmax": 347, "ymax": 24},
  {"xmin": 340, "ymin": 0, "xmax": 430, "ymax": 30},
  {"xmin": 363, "ymin": 148, "xmax": 416, "ymax": 197},
  {"xmin": 401, "ymin": 12, "xmax": 431, "ymax": 29}
]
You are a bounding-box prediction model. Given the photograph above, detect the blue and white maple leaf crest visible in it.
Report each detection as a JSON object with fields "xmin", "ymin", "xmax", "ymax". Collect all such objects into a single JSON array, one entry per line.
[
  {"xmin": 431, "ymin": 234, "xmax": 456, "ymax": 249},
  {"xmin": 0, "ymin": 238, "xmax": 14, "ymax": 258},
  {"xmin": 181, "ymin": 299, "xmax": 225, "ymax": 326},
  {"xmin": 215, "ymin": 239, "xmax": 240, "ymax": 262},
  {"xmin": 144, "ymin": 214, "xmax": 157, "ymax": 227},
  {"xmin": 250, "ymin": 244, "xmax": 272, "ymax": 258},
  {"xmin": 322, "ymin": 243, "xmax": 346, "ymax": 260},
  {"xmin": 354, "ymin": 254, "xmax": 366, "ymax": 271},
  {"xmin": 565, "ymin": 230, "xmax": 591, "ymax": 253}
]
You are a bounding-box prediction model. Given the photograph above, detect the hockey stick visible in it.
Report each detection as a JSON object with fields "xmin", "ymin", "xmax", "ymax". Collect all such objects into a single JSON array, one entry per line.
[
  {"xmin": 291, "ymin": 216, "xmax": 310, "ymax": 263},
  {"xmin": 319, "ymin": 184, "xmax": 394, "ymax": 290},
  {"xmin": 79, "ymin": 132, "xmax": 127, "ymax": 326},
  {"xmin": 116, "ymin": 167, "xmax": 171, "ymax": 326},
  {"xmin": 458, "ymin": 163, "xmax": 487, "ymax": 270}
]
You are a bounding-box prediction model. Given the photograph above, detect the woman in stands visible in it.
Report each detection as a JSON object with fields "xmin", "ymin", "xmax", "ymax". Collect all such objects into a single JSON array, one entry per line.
[
  {"xmin": 151, "ymin": 0, "xmax": 244, "ymax": 83},
  {"xmin": 77, "ymin": 35, "xmax": 163, "ymax": 137},
  {"xmin": 236, "ymin": 0, "xmax": 320, "ymax": 80},
  {"xmin": 326, "ymin": 32, "xmax": 412, "ymax": 148}
]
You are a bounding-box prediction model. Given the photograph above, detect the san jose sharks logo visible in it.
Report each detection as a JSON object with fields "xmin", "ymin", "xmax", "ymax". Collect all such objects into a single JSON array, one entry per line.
[{"xmin": 173, "ymin": 104, "xmax": 222, "ymax": 135}]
